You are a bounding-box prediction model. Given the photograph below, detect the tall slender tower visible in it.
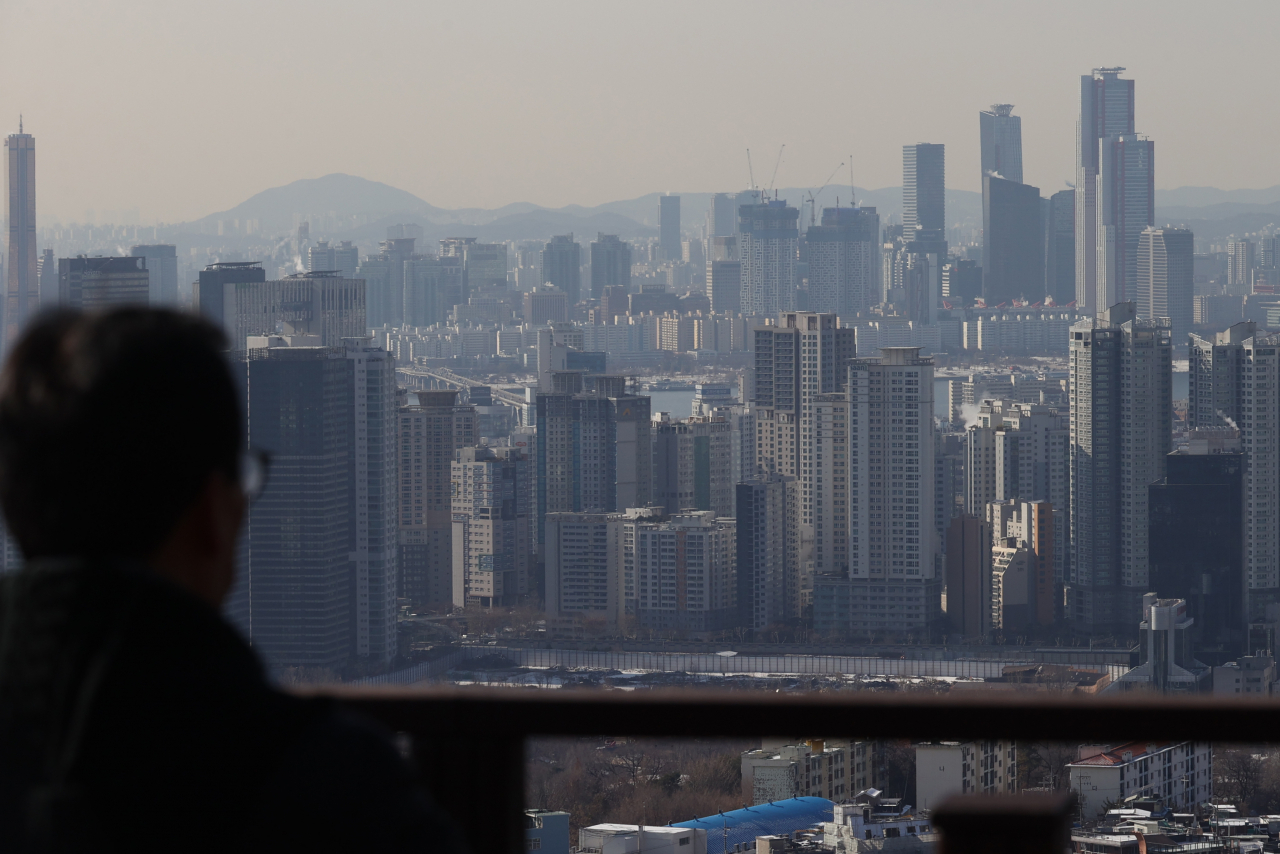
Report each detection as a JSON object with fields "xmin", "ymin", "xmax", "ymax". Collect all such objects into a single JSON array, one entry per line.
[
  {"xmin": 979, "ymin": 104, "xmax": 1023, "ymax": 183},
  {"xmin": 1075, "ymin": 68, "xmax": 1136, "ymax": 314},
  {"xmin": 903, "ymin": 143, "xmax": 946, "ymax": 247},
  {"xmin": 5, "ymin": 120, "xmax": 36, "ymax": 350}
]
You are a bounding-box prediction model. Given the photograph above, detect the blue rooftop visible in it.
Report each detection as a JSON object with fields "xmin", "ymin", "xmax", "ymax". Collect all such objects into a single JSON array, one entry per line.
[{"xmin": 673, "ymin": 797, "xmax": 835, "ymax": 853}]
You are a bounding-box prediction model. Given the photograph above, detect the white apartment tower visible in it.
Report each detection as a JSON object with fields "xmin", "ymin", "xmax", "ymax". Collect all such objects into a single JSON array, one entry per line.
[
  {"xmin": 1069, "ymin": 303, "xmax": 1172, "ymax": 636},
  {"xmin": 813, "ymin": 348, "xmax": 942, "ymax": 637}
]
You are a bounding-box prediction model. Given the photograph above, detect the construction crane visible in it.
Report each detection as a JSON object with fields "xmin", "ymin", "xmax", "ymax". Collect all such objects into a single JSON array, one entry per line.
[
  {"xmin": 767, "ymin": 144, "xmax": 786, "ymax": 196},
  {"xmin": 806, "ymin": 160, "xmax": 846, "ymax": 226},
  {"xmin": 746, "ymin": 149, "xmax": 756, "ymax": 191}
]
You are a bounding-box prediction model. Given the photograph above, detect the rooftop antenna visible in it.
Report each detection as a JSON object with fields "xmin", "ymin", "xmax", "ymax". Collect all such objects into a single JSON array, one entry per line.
[{"xmin": 767, "ymin": 144, "xmax": 785, "ymax": 194}]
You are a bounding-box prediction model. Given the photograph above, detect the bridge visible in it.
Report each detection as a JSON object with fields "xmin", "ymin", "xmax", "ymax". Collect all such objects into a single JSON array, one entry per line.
[{"xmin": 397, "ymin": 365, "xmax": 529, "ymax": 407}]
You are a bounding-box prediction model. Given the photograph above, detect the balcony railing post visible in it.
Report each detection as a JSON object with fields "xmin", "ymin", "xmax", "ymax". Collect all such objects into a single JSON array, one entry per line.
[{"xmin": 414, "ymin": 732, "xmax": 525, "ymax": 854}]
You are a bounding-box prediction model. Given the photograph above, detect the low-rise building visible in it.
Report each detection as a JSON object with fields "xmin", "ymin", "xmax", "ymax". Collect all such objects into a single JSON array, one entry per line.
[
  {"xmin": 822, "ymin": 794, "xmax": 936, "ymax": 853},
  {"xmin": 1067, "ymin": 741, "xmax": 1213, "ymax": 821},
  {"xmin": 1212, "ymin": 655, "xmax": 1278, "ymax": 698},
  {"xmin": 524, "ymin": 809, "xmax": 570, "ymax": 854},
  {"xmin": 914, "ymin": 740, "xmax": 1017, "ymax": 811},
  {"xmin": 741, "ymin": 739, "xmax": 867, "ymax": 804}
]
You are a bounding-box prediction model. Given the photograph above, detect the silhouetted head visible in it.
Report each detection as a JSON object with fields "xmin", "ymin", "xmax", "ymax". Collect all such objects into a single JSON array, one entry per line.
[{"xmin": 0, "ymin": 307, "xmax": 245, "ymax": 603}]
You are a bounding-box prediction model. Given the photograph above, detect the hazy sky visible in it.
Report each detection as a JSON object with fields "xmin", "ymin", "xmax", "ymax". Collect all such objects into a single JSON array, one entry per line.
[{"xmin": 1, "ymin": 0, "xmax": 1274, "ymax": 224}]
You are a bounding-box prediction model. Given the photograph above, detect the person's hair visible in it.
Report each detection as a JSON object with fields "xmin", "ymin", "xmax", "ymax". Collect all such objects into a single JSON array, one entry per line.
[{"xmin": 0, "ymin": 307, "xmax": 241, "ymax": 559}]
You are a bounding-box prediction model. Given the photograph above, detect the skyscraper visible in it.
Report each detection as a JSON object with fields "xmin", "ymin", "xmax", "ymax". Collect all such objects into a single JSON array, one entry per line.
[
  {"xmin": 4, "ymin": 122, "xmax": 36, "ymax": 351},
  {"xmin": 195, "ymin": 261, "xmax": 267, "ymax": 334},
  {"xmin": 982, "ymin": 175, "xmax": 1044, "ymax": 305},
  {"xmin": 58, "ymin": 256, "xmax": 149, "ymax": 308},
  {"xmin": 1096, "ymin": 134, "xmax": 1155, "ymax": 309},
  {"xmin": 541, "ymin": 234, "xmax": 582, "ymax": 306},
  {"xmin": 1076, "ymin": 68, "xmax": 1136, "ymax": 313},
  {"xmin": 806, "ymin": 206, "xmax": 881, "ymax": 317},
  {"xmin": 404, "ymin": 254, "xmax": 465, "ymax": 327},
  {"xmin": 441, "ymin": 237, "xmax": 507, "ymax": 288},
  {"xmin": 903, "ymin": 143, "xmax": 946, "ymax": 247},
  {"xmin": 398, "ymin": 390, "xmax": 477, "ymax": 610},
  {"xmin": 131, "ymin": 244, "xmax": 178, "ymax": 305},
  {"xmin": 979, "ymin": 104, "xmax": 1023, "ymax": 184},
  {"xmin": 659, "ymin": 194, "xmax": 681, "ymax": 261},
  {"xmin": 357, "ymin": 237, "xmax": 418, "ymax": 328},
  {"xmin": 1188, "ymin": 323, "xmax": 1280, "ymax": 628},
  {"xmin": 1069, "ymin": 302, "xmax": 1172, "ymax": 635},
  {"xmin": 707, "ymin": 193, "xmax": 737, "ymax": 238},
  {"xmin": 227, "ymin": 272, "xmax": 366, "ymax": 351},
  {"xmin": 246, "ymin": 337, "xmax": 399, "ymax": 668},
  {"xmin": 1045, "ymin": 189, "xmax": 1076, "ymax": 305},
  {"xmin": 589, "ymin": 234, "xmax": 632, "ymax": 299},
  {"xmin": 1227, "ymin": 240, "xmax": 1255, "ymax": 291},
  {"xmin": 738, "ymin": 200, "xmax": 799, "ymax": 316},
  {"xmin": 630, "ymin": 511, "xmax": 737, "ymax": 633},
  {"xmin": 1149, "ymin": 430, "xmax": 1245, "ymax": 658},
  {"xmin": 1137, "ymin": 227, "xmax": 1194, "ymax": 342}
]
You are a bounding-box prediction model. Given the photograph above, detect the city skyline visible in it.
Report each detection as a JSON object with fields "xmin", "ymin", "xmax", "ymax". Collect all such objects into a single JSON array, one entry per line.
[{"xmin": 2, "ymin": 2, "xmax": 1279, "ymax": 223}]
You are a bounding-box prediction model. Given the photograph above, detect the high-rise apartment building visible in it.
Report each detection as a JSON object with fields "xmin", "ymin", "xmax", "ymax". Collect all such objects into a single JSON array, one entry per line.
[
  {"xmin": 630, "ymin": 511, "xmax": 737, "ymax": 633},
  {"xmin": 738, "ymin": 201, "xmax": 799, "ymax": 316},
  {"xmin": 737, "ymin": 474, "xmax": 800, "ymax": 630},
  {"xmin": 441, "ymin": 237, "xmax": 507, "ymax": 288},
  {"xmin": 903, "ymin": 144, "xmax": 946, "ymax": 247},
  {"xmin": 812, "ymin": 348, "xmax": 942, "ymax": 638},
  {"xmin": 1188, "ymin": 324, "xmax": 1280, "ymax": 626},
  {"xmin": 806, "ymin": 206, "xmax": 881, "ymax": 317},
  {"xmin": 130, "ymin": 244, "xmax": 177, "ymax": 305},
  {"xmin": 1045, "ymin": 189, "xmax": 1076, "ymax": 306},
  {"xmin": 541, "ymin": 234, "xmax": 582, "ymax": 306},
  {"xmin": 1096, "ymin": 134, "xmax": 1155, "ymax": 310},
  {"xmin": 5, "ymin": 122, "xmax": 37, "ymax": 351},
  {"xmin": 535, "ymin": 376, "xmax": 652, "ymax": 544},
  {"xmin": 1227, "ymin": 240, "xmax": 1256, "ymax": 291},
  {"xmin": 246, "ymin": 337, "xmax": 399, "ymax": 668},
  {"xmin": 659, "ymin": 195, "xmax": 682, "ymax": 261},
  {"xmin": 227, "ymin": 272, "xmax": 366, "ymax": 351},
  {"xmin": 652, "ymin": 414, "xmax": 734, "ymax": 519},
  {"xmin": 945, "ymin": 515, "xmax": 992, "ymax": 638},
  {"xmin": 452, "ymin": 446, "xmax": 530, "ymax": 607},
  {"xmin": 1069, "ymin": 302, "xmax": 1172, "ymax": 635},
  {"xmin": 979, "ymin": 104, "xmax": 1023, "ymax": 184},
  {"xmin": 1137, "ymin": 227, "xmax": 1194, "ymax": 343},
  {"xmin": 709, "ymin": 259, "xmax": 742, "ymax": 314},
  {"xmin": 753, "ymin": 312, "xmax": 857, "ymax": 584},
  {"xmin": 1076, "ymin": 68, "xmax": 1137, "ymax": 313},
  {"xmin": 589, "ymin": 233, "xmax": 632, "ymax": 299},
  {"xmin": 982, "ymin": 175, "xmax": 1044, "ymax": 305},
  {"xmin": 987, "ymin": 499, "xmax": 1056, "ymax": 628},
  {"xmin": 545, "ymin": 511, "xmax": 621, "ymax": 629},
  {"xmin": 58, "ymin": 256, "xmax": 149, "ymax": 308},
  {"xmin": 398, "ymin": 390, "xmax": 477, "ymax": 610}
]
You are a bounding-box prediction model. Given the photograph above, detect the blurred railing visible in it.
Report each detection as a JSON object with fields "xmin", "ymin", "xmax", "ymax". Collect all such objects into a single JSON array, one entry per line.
[{"xmin": 315, "ymin": 688, "xmax": 1280, "ymax": 854}]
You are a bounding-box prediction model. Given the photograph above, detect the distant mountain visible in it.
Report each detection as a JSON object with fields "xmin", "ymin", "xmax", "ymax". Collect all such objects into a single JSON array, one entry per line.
[
  {"xmin": 192, "ymin": 173, "xmax": 446, "ymax": 234},
  {"xmin": 179, "ymin": 174, "xmax": 987, "ymax": 247},
  {"xmin": 1156, "ymin": 200, "xmax": 1280, "ymax": 222}
]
